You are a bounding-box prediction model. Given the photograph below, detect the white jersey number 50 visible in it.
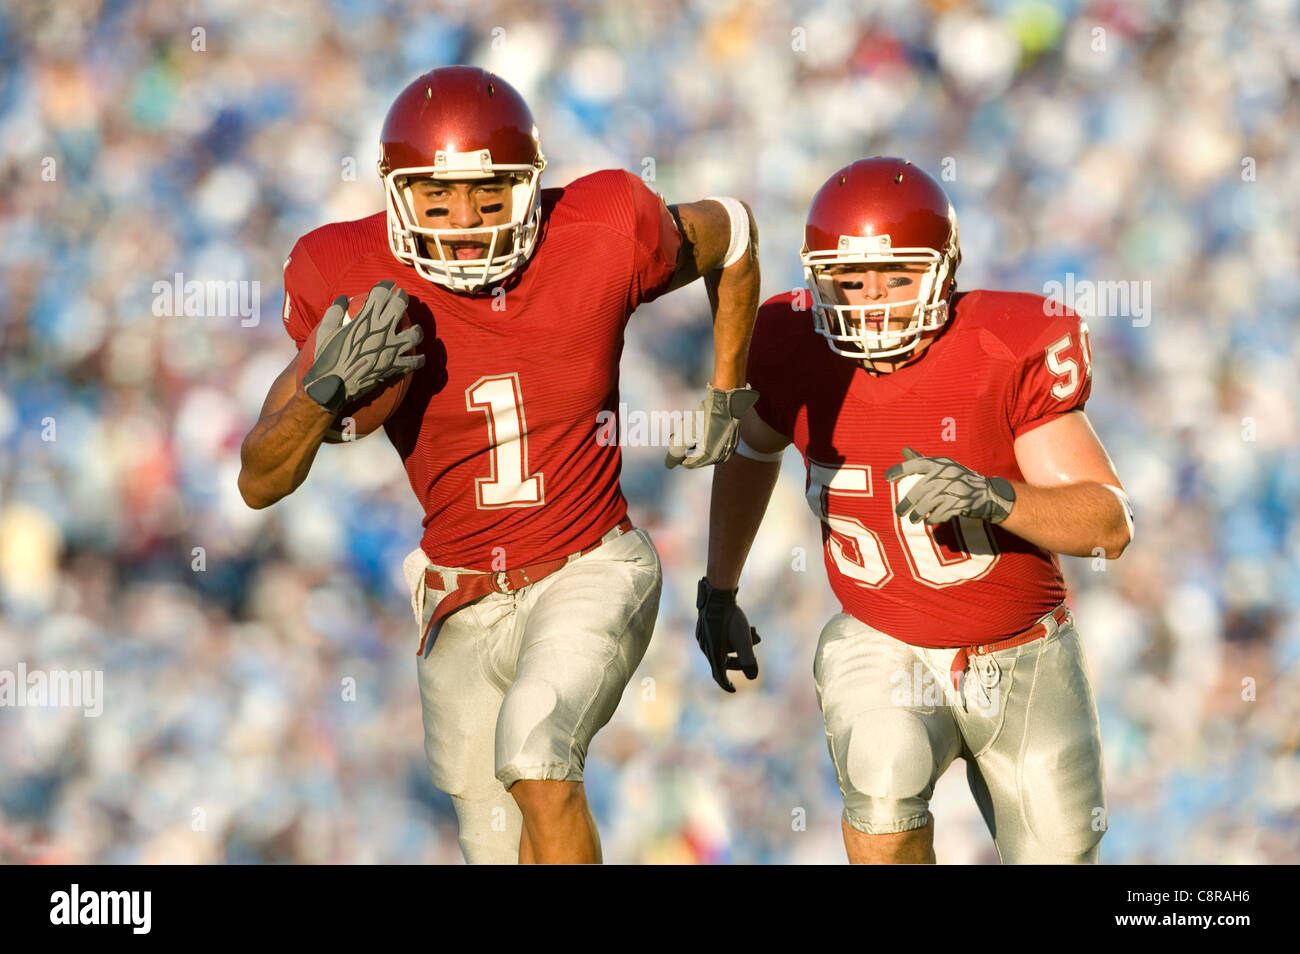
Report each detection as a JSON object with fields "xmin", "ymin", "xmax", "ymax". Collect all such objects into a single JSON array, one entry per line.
[{"xmin": 807, "ymin": 460, "xmax": 999, "ymax": 589}]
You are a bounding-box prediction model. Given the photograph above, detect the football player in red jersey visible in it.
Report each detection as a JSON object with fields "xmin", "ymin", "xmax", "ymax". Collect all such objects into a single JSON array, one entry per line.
[
  {"xmin": 697, "ymin": 157, "xmax": 1134, "ymax": 863},
  {"xmin": 237, "ymin": 67, "xmax": 761, "ymax": 864}
]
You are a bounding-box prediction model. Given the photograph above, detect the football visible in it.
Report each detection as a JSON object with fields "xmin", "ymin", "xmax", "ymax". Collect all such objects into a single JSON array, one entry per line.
[{"xmin": 297, "ymin": 293, "xmax": 414, "ymax": 443}]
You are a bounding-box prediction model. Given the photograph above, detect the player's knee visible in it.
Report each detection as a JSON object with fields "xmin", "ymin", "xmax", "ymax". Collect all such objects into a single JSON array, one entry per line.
[
  {"xmin": 498, "ymin": 676, "xmax": 561, "ymax": 738},
  {"xmin": 843, "ymin": 812, "xmax": 934, "ymax": 863},
  {"xmin": 494, "ymin": 676, "xmax": 575, "ymax": 782},
  {"xmin": 509, "ymin": 779, "xmax": 584, "ymax": 820},
  {"xmin": 832, "ymin": 712, "xmax": 938, "ymax": 835},
  {"xmin": 495, "ymin": 652, "xmax": 620, "ymax": 786},
  {"xmin": 842, "ymin": 795, "xmax": 932, "ymax": 838},
  {"xmin": 842, "ymin": 713, "xmax": 936, "ymax": 800}
]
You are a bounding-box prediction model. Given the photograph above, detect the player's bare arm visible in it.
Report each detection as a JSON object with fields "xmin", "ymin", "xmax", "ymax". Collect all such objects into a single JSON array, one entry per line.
[
  {"xmin": 705, "ymin": 410, "xmax": 788, "ymax": 588},
  {"xmin": 1001, "ymin": 410, "xmax": 1132, "ymax": 559},
  {"xmin": 695, "ymin": 409, "xmax": 788, "ymax": 691},
  {"xmin": 667, "ymin": 198, "xmax": 761, "ymax": 390},
  {"xmin": 661, "ymin": 198, "xmax": 762, "ymax": 469},
  {"xmin": 237, "ymin": 354, "xmax": 336, "ymax": 509}
]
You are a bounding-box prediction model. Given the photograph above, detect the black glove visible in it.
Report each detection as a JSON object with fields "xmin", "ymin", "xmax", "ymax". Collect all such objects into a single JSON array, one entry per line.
[{"xmin": 695, "ymin": 578, "xmax": 761, "ymax": 693}]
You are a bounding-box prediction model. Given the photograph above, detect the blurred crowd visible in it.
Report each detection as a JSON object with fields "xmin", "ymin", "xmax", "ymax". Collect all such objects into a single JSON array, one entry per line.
[{"xmin": 1, "ymin": 0, "xmax": 1297, "ymax": 864}]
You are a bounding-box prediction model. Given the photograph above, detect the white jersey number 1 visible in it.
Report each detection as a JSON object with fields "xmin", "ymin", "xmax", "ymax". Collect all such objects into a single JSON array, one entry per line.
[{"xmin": 466, "ymin": 374, "xmax": 545, "ymax": 508}]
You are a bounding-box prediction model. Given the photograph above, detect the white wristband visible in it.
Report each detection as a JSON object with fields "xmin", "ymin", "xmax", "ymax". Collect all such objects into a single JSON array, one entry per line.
[
  {"xmin": 704, "ymin": 196, "xmax": 751, "ymax": 268},
  {"xmin": 737, "ymin": 436, "xmax": 785, "ymax": 462}
]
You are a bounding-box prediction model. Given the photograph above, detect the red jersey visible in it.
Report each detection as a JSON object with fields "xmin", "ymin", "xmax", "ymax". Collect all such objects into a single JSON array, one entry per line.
[
  {"xmin": 748, "ymin": 289, "xmax": 1094, "ymax": 647},
  {"xmin": 282, "ymin": 169, "xmax": 681, "ymax": 569}
]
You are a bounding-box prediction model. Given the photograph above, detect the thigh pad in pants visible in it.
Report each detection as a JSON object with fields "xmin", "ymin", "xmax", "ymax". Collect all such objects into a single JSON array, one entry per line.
[{"xmin": 814, "ymin": 613, "xmax": 963, "ymax": 835}]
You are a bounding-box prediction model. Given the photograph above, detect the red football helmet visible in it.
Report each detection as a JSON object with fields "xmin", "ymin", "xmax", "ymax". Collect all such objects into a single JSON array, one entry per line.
[
  {"xmin": 378, "ymin": 66, "xmax": 547, "ymax": 291},
  {"xmin": 801, "ymin": 158, "xmax": 960, "ymax": 359}
]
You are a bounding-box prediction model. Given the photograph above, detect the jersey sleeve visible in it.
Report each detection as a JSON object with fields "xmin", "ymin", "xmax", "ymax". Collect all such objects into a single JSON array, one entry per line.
[
  {"xmin": 746, "ymin": 298, "xmax": 799, "ymax": 439},
  {"xmin": 1008, "ymin": 312, "xmax": 1093, "ymax": 438},
  {"xmin": 625, "ymin": 171, "xmax": 682, "ymax": 308},
  {"xmin": 281, "ymin": 239, "xmax": 334, "ymax": 351}
]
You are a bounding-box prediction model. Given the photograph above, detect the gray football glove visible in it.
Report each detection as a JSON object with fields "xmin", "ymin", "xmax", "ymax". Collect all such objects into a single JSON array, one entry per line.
[
  {"xmin": 303, "ymin": 280, "xmax": 424, "ymax": 414},
  {"xmin": 664, "ymin": 383, "xmax": 760, "ymax": 469},
  {"xmin": 885, "ymin": 447, "xmax": 1016, "ymax": 525}
]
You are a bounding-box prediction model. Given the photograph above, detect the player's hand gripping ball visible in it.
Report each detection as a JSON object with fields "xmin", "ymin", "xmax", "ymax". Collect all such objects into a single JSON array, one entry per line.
[{"xmin": 298, "ymin": 280, "xmax": 424, "ymax": 442}]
